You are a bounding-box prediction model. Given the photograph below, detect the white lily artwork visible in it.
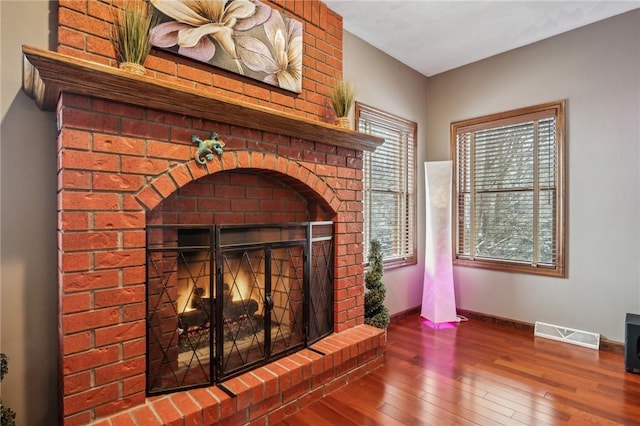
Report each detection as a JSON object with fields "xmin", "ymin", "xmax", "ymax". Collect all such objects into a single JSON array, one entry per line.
[{"xmin": 150, "ymin": 0, "xmax": 303, "ymax": 93}]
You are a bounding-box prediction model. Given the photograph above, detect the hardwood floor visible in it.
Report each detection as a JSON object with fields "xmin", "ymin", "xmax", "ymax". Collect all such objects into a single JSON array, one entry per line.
[{"xmin": 274, "ymin": 314, "xmax": 640, "ymax": 425}]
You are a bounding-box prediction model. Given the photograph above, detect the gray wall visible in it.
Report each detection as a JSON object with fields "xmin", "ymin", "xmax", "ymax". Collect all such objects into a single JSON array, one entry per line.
[
  {"xmin": 344, "ymin": 9, "xmax": 640, "ymax": 341},
  {"xmin": 1, "ymin": 1, "xmax": 59, "ymax": 424},
  {"xmin": 343, "ymin": 32, "xmax": 429, "ymax": 316},
  {"xmin": 426, "ymin": 9, "xmax": 640, "ymax": 342}
]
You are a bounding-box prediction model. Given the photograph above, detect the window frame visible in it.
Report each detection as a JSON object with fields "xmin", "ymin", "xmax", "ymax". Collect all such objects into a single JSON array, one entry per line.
[
  {"xmin": 356, "ymin": 102, "xmax": 417, "ymax": 268},
  {"xmin": 451, "ymin": 101, "xmax": 566, "ymax": 277}
]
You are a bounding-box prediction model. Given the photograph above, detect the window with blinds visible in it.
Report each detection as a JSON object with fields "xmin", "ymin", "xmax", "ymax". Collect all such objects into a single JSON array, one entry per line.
[
  {"xmin": 356, "ymin": 103, "xmax": 417, "ymax": 267},
  {"xmin": 452, "ymin": 101, "xmax": 566, "ymax": 277}
]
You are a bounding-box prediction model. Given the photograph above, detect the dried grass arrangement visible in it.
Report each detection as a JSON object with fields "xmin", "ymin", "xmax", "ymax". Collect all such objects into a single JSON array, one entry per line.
[
  {"xmin": 330, "ymin": 80, "xmax": 356, "ymax": 120},
  {"xmin": 111, "ymin": 0, "xmax": 157, "ymax": 73}
]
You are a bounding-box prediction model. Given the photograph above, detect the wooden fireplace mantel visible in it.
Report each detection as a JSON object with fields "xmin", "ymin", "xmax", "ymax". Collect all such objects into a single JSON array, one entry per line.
[{"xmin": 22, "ymin": 45, "xmax": 384, "ymax": 152}]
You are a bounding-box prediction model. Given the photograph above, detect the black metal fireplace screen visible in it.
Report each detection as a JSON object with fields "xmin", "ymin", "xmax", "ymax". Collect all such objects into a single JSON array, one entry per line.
[{"xmin": 145, "ymin": 222, "xmax": 334, "ymax": 395}]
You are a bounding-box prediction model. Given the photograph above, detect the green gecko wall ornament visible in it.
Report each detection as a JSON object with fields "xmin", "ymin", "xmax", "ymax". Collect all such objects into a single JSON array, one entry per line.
[{"xmin": 192, "ymin": 133, "xmax": 225, "ymax": 165}]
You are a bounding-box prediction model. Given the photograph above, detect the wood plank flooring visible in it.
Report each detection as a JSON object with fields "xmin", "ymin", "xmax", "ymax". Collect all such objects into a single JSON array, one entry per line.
[{"xmin": 274, "ymin": 314, "xmax": 640, "ymax": 425}]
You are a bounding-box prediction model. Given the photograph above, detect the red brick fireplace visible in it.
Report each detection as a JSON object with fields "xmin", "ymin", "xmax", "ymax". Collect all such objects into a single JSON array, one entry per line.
[{"xmin": 21, "ymin": 1, "xmax": 386, "ymax": 424}]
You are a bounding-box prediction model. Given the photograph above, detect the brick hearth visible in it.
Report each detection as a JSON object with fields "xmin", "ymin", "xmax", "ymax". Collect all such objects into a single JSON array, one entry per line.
[{"xmin": 90, "ymin": 326, "xmax": 384, "ymax": 426}]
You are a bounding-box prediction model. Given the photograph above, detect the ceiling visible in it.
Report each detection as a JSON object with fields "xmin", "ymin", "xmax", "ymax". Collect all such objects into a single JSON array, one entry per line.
[{"xmin": 323, "ymin": 0, "xmax": 640, "ymax": 76}]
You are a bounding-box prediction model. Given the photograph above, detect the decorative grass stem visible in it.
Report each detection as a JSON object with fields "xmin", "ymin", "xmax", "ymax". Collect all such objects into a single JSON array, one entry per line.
[
  {"xmin": 331, "ymin": 80, "xmax": 355, "ymax": 121},
  {"xmin": 111, "ymin": 0, "xmax": 156, "ymax": 69}
]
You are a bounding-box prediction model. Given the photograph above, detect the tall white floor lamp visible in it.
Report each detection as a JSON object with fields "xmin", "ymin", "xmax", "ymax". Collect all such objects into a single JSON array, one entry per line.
[{"xmin": 421, "ymin": 161, "xmax": 458, "ymax": 324}]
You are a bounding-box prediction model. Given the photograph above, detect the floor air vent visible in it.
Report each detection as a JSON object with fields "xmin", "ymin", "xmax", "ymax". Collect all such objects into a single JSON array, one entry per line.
[{"xmin": 534, "ymin": 321, "xmax": 600, "ymax": 350}]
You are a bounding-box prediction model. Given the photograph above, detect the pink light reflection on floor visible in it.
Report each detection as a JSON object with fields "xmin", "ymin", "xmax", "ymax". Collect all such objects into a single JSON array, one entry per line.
[{"xmin": 420, "ymin": 317, "xmax": 458, "ymax": 330}]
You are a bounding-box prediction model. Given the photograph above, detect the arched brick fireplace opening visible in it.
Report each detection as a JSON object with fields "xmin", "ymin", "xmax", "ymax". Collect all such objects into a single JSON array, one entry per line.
[{"xmin": 143, "ymin": 168, "xmax": 337, "ymax": 394}]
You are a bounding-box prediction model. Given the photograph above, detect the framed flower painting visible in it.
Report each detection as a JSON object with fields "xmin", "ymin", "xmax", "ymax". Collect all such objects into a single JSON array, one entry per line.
[{"xmin": 149, "ymin": 0, "xmax": 303, "ymax": 93}]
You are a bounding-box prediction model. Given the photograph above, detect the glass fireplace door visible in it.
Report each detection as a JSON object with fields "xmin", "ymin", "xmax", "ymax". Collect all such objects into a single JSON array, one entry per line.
[
  {"xmin": 218, "ymin": 247, "xmax": 266, "ymax": 377},
  {"xmin": 217, "ymin": 242, "xmax": 306, "ymax": 380},
  {"xmin": 146, "ymin": 226, "xmax": 215, "ymax": 394},
  {"xmin": 269, "ymin": 246, "xmax": 305, "ymax": 357}
]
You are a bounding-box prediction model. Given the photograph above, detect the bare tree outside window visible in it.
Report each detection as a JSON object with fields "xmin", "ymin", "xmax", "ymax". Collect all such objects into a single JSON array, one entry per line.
[
  {"xmin": 357, "ymin": 103, "xmax": 417, "ymax": 267},
  {"xmin": 452, "ymin": 101, "xmax": 566, "ymax": 277}
]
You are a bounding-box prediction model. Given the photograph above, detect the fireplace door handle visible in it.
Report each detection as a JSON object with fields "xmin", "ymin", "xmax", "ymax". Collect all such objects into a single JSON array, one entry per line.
[{"xmin": 265, "ymin": 295, "xmax": 274, "ymax": 312}]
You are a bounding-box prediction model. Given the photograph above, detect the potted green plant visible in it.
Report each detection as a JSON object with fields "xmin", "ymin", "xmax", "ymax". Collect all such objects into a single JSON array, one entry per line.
[
  {"xmin": 111, "ymin": 0, "xmax": 157, "ymax": 75},
  {"xmin": 364, "ymin": 239, "xmax": 390, "ymax": 329},
  {"xmin": 330, "ymin": 80, "xmax": 355, "ymax": 128},
  {"xmin": 1, "ymin": 353, "xmax": 16, "ymax": 426}
]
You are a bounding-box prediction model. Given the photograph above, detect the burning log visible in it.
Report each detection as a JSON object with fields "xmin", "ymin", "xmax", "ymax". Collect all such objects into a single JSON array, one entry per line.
[{"xmin": 178, "ymin": 283, "xmax": 260, "ymax": 336}]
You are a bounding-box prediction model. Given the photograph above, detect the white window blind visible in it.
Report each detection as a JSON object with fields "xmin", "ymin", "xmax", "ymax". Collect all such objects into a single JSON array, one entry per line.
[
  {"xmin": 453, "ymin": 102, "xmax": 565, "ymax": 277},
  {"xmin": 357, "ymin": 103, "xmax": 416, "ymax": 266}
]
